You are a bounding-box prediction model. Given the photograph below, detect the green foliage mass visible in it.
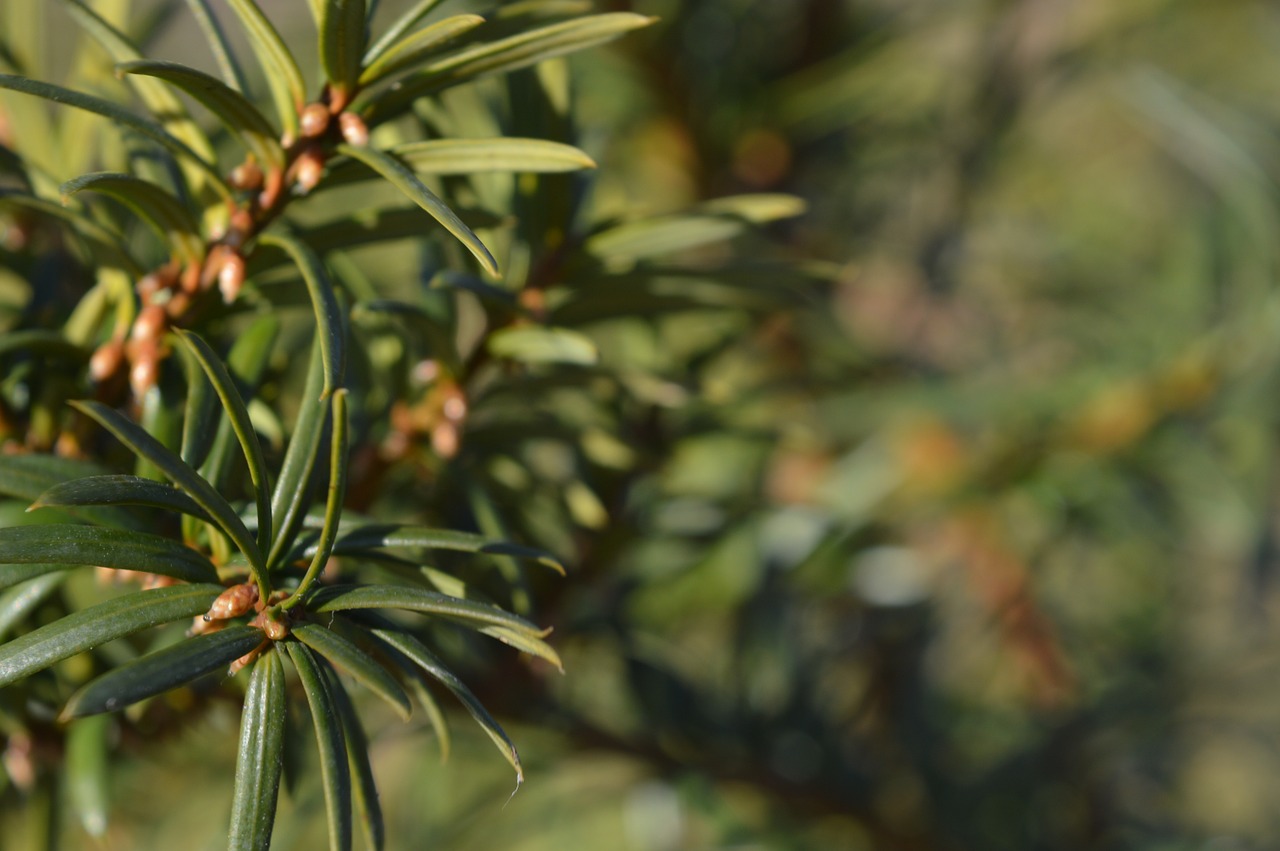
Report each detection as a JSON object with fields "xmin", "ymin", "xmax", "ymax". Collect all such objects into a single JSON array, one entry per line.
[
  {"xmin": 0, "ymin": 1, "xmax": 803, "ymax": 848},
  {"xmin": 6, "ymin": 1, "xmax": 1278, "ymax": 850}
]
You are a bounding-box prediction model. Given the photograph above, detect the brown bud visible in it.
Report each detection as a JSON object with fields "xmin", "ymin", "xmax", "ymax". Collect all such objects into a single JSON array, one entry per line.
[
  {"xmin": 262, "ymin": 614, "xmax": 290, "ymax": 641},
  {"xmin": 129, "ymin": 347, "xmax": 159, "ymax": 398},
  {"xmin": 432, "ymin": 421, "xmax": 459, "ymax": 458},
  {"xmin": 228, "ymin": 642, "xmax": 266, "ymax": 675},
  {"xmin": 136, "ymin": 272, "xmax": 163, "ymax": 300},
  {"xmin": 164, "ymin": 290, "xmax": 192, "ymax": 320},
  {"xmin": 131, "ymin": 304, "xmax": 167, "ymax": 343},
  {"xmin": 219, "ymin": 251, "xmax": 246, "ymax": 304},
  {"xmin": 89, "ymin": 338, "xmax": 124, "ymax": 383},
  {"xmin": 294, "ymin": 145, "xmax": 325, "ymax": 194},
  {"xmin": 411, "ymin": 359, "xmax": 440, "ymax": 386},
  {"xmin": 338, "ymin": 112, "xmax": 369, "ymax": 147},
  {"xmin": 230, "ymin": 158, "xmax": 264, "ymax": 191},
  {"xmin": 519, "ymin": 287, "xmax": 547, "ymax": 317},
  {"xmin": 54, "ymin": 431, "xmax": 84, "ymax": 460},
  {"xmin": 248, "ymin": 609, "xmax": 290, "ymax": 640},
  {"xmin": 257, "ymin": 167, "xmax": 285, "ymax": 211},
  {"xmin": 179, "ymin": 261, "xmax": 202, "ymax": 295},
  {"xmin": 204, "ymin": 582, "xmax": 259, "ymax": 622},
  {"xmin": 144, "ymin": 574, "xmax": 179, "ymax": 590},
  {"xmin": 0, "ymin": 217, "xmax": 30, "ymax": 252},
  {"xmin": 188, "ymin": 614, "xmax": 227, "ymax": 636},
  {"xmin": 442, "ymin": 392, "xmax": 467, "ymax": 423},
  {"xmin": 2, "ymin": 734, "xmax": 35, "ymax": 793},
  {"xmin": 299, "ymin": 102, "xmax": 331, "ymax": 138},
  {"xmin": 225, "ymin": 208, "xmax": 256, "ymax": 250}
]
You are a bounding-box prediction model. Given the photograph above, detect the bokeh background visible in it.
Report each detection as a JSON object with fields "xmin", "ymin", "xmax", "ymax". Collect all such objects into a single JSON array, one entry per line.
[{"xmin": 11, "ymin": 0, "xmax": 1280, "ymax": 849}]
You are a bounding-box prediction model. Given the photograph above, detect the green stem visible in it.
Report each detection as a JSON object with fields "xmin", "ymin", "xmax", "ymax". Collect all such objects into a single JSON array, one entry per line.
[{"xmin": 279, "ymin": 389, "xmax": 348, "ymax": 612}]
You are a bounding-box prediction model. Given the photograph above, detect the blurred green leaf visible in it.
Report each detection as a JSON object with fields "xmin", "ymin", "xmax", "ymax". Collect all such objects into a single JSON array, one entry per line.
[
  {"xmin": 699, "ymin": 193, "xmax": 808, "ymax": 222},
  {"xmin": 488, "ymin": 325, "xmax": 598, "ymax": 365},
  {"xmin": 0, "ymin": 525, "xmax": 219, "ymax": 584},
  {"xmin": 0, "ymin": 583, "xmax": 222, "ymax": 687},
  {"xmin": 284, "ymin": 640, "xmax": 354, "ymax": 851},
  {"xmin": 117, "ymin": 60, "xmax": 285, "ymax": 170},
  {"xmin": 475, "ymin": 625, "xmax": 562, "ymax": 671},
  {"xmin": 257, "ymin": 233, "xmax": 346, "ymax": 398},
  {"xmin": 328, "ymin": 667, "xmax": 385, "ymax": 851},
  {"xmin": 228, "ymin": 647, "xmax": 287, "ymax": 851},
  {"xmin": 283, "ymin": 390, "xmax": 348, "ymax": 608},
  {"xmin": 308, "ymin": 584, "xmax": 547, "ymax": 640},
  {"xmin": 0, "ymin": 455, "xmax": 112, "ymax": 504},
  {"xmin": 0, "ymin": 190, "xmax": 143, "ymax": 274},
  {"xmin": 350, "ymin": 298, "xmax": 461, "ymax": 376},
  {"xmin": 70, "ymin": 400, "xmax": 265, "ymax": 572},
  {"xmin": 66, "ymin": 715, "xmax": 110, "ymax": 839},
  {"xmin": 0, "ymin": 572, "xmax": 65, "ymax": 637},
  {"xmin": 195, "ymin": 313, "xmax": 281, "ymax": 497},
  {"xmin": 0, "ymin": 74, "xmax": 230, "ymax": 200},
  {"xmin": 179, "ymin": 341, "xmax": 220, "ymax": 471},
  {"xmin": 60, "ymin": 0, "xmax": 219, "ymax": 194},
  {"xmin": 363, "ymin": 0, "xmax": 450, "ymax": 65},
  {"xmin": 181, "ymin": 0, "xmax": 250, "ymax": 93},
  {"xmin": 224, "ymin": 0, "xmax": 306, "ymax": 137},
  {"xmin": 320, "ymin": 0, "xmax": 367, "ymax": 100},
  {"xmin": 370, "ymin": 626, "xmax": 521, "ymax": 781},
  {"xmin": 32, "ymin": 474, "xmax": 211, "ymax": 522},
  {"xmin": 0, "ymin": 329, "xmax": 87, "ymax": 362},
  {"xmin": 326, "ymin": 138, "xmax": 595, "ymax": 187},
  {"xmin": 281, "ymin": 206, "xmax": 508, "ymax": 257},
  {"xmin": 0, "ymin": 564, "xmax": 75, "ymax": 594},
  {"xmin": 584, "ymin": 195, "xmax": 806, "ymax": 266},
  {"xmin": 61, "ymin": 172, "xmax": 203, "ymax": 266},
  {"xmin": 177, "ymin": 330, "xmax": 274, "ymax": 558},
  {"xmin": 359, "ymin": 13, "xmax": 655, "ymax": 124},
  {"xmin": 358, "ymin": 14, "xmax": 484, "ymax": 87},
  {"xmin": 293, "ymin": 621, "xmax": 411, "ymax": 721},
  {"xmin": 392, "ymin": 654, "xmax": 450, "ymax": 761},
  {"xmin": 269, "ymin": 336, "xmax": 327, "ymax": 569},
  {"xmin": 60, "ymin": 625, "xmax": 264, "ymax": 719},
  {"xmin": 335, "ymin": 143, "xmax": 499, "ymax": 276},
  {"xmin": 326, "ymin": 524, "xmax": 564, "ymax": 573}
]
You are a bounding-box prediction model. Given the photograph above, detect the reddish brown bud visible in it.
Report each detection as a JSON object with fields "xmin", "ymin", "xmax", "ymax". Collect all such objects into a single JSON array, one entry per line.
[
  {"xmin": 432, "ymin": 422, "xmax": 459, "ymax": 458},
  {"xmin": 442, "ymin": 392, "xmax": 467, "ymax": 423},
  {"xmin": 129, "ymin": 354, "xmax": 159, "ymax": 398},
  {"xmin": 136, "ymin": 272, "xmax": 163, "ymax": 300},
  {"xmin": 131, "ymin": 304, "xmax": 167, "ymax": 343},
  {"xmin": 188, "ymin": 614, "xmax": 227, "ymax": 636},
  {"xmin": 204, "ymin": 582, "xmax": 259, "ymax": 622},
  {"xmin": 142, "ymin": 573, "xmax": 180, "ymax": 590},
  {"xmin": 294, "ymin": 145, "xmax": 325, "ymax": 194},
  {"xmin": 257, "ymin": 167, "xmax": 285, "ymax": 211},
  {"xmin": 2, "ymin": 734, "xmax": 35, "ymax": 793},
  {"xmin": 54, "ymin": 432, "xmax": 84, "ymax": 460},
  {"xmin": 411, "ymin": 359, "xmax": 440, "ymax": 386},
  {"xmin": 164, "ymin": 290, "xmax": 192, "ymax": 320},
  {"xmin": 228, "ymin": 642, "xmax": 266, "ymax": 675},
  {"xmin": 248, "ymin": 609, "xmax": 290, "ymax": 640},
  {"xmin": 262, "ymin": 615, "xmax": 289, "ymax": 641},
  {"xmin": 299, "ymin": 102, "xmax": 331, "ymax": 138},
  {"xmin": 338, "ymin": 112, "xmax": 369, "ymax": 147},
  {"xmin": 179, "ymin": 261, "xmax": 202, "ymax": 295},
  {"xmin": 225, "ymin": 206, "xmax": 254, "ymax": 249},
  {"xmin": 88, "ymin": 338, "xmax": 124, "ymax": 383},
  {"xmin": 219, "ymin": 251, "xmax": 246, "ymax": 304},
  {"xmin": 230, "ymin": 159, "xmax": 264, "ymax": 191},
  {"xmin": 95, "ymin": 567, "xmax": 122, "ymax": 585}
]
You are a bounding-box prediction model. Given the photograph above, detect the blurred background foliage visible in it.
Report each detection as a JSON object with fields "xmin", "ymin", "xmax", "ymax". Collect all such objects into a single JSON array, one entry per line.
[{"xmin": 7, "ymin": 0, "xmax": 1280, "ymax": 849}]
